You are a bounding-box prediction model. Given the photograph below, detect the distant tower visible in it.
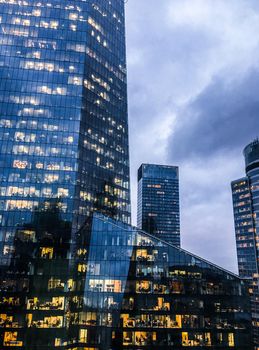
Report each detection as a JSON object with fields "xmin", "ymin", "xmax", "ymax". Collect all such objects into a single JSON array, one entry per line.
[
  {"xmin": 231, "ymin": 139, "xmax": 259, "ymax": 346},
  {"xmin": 137, "ymin": 164, "xmax": 180, "ymax": 246}
]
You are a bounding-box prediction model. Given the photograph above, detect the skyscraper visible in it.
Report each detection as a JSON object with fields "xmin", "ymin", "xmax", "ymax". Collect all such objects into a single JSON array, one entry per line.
[
  {"xmin": 137, "ymin": 164, "xmax": 180, "ymax": 246},
  {"xmin": 0, "ymin": 0, "xmax": 131, "ymax": 261},
  {"xmin": 231, "ymin": 139, "xmax": 259, "ymax": 346},
  {"xmin": 0, "ymin": 1, "xmax": 130, "ymax": 347}
]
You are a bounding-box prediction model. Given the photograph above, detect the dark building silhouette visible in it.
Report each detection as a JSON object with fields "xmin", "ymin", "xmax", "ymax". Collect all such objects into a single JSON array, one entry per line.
[
  {"xmin": 1, "ymin": 213, "xmax": 252, "ymax": 349},
  {"xmin": 137, "ymin": 164, "xmax": 180, "ymax": 246}
]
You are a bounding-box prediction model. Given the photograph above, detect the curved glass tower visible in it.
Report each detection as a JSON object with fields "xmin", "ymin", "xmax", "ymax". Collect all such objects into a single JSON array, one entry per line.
[{"xmin": 231, "ymin": 139, "xmax": 259, "ymax": 346}]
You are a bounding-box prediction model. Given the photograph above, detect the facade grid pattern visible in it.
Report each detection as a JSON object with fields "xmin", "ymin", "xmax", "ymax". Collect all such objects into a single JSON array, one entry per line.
[
  {"xmin": 137, "ymin": 164, "xmax": 180, "ymax": 247},
  {"xmin": 231, "ymin": 140, "xmax": 259, "ymax": 347}
]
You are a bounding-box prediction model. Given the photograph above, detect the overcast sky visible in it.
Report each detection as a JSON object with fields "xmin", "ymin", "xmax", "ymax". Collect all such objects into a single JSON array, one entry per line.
[{"xmin": 125, "ymin": 0, "xmax": 259, "ymax": 273}]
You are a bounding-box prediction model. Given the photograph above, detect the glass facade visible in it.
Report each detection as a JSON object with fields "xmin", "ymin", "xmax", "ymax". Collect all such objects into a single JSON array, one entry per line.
[
  {"xmin": 0, "ymin": 212, "xmax": 252, "ymax": 349},
  {"xmin": 231, "ymin": 139, "xmax": 259, "ymax": 347},
  {"xmin": 231, "ymin": 178, "xmax": 257, "ymax": 279},
  {"xmin": 0, "ymin": 0, "xmax": 131, "ymax": 268},
  {"xmin": 137, "ymin": 164, "xmax": 180, "ymax": 246}
]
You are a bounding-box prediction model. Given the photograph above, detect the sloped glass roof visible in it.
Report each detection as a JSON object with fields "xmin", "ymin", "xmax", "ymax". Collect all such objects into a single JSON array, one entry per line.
[{"xmin": 90, "ymin": 213, "xmax": 240, "ymax": 281}]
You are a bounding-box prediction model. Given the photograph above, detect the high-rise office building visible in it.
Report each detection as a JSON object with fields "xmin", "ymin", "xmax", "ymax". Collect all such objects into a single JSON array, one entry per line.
[
  {"xmin": 231, "ymin": 139, "xmax": 259, "ymax": 347},
  {"xmin": 0, "ymin": 0, "xmax": 131, "ymax": 260},
  {"xmin": 0, "ymin": 1, "xmax": 130, "ymax": 348},
  {"xmin": 137, "ymin": 164, "xmax": 180, "ymax": 246}
]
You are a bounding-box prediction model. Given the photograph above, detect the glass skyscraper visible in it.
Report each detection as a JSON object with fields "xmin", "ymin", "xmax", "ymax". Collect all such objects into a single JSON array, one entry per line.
[
  {"xmin": 137, "ymin": 164, "xmax": 180, "ymax": 246},
  {"xmin": 0, "ymin": 0, "xmax": 131, "ymax": 263},
  {"xmin": 0, "ymin": 1, "xmax": 130, "ymax": 347},
  {"xmin": 231, "ymin": 139, "xmax": 259, "ymax": 347}
]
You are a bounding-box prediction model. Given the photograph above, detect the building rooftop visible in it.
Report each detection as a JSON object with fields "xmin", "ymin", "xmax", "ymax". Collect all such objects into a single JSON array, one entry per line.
[
  {"xmin": 94, "ymin": 213, "xmax": 240, "ymax": 280},
  {"xmin": 243, "ymin": 138, "xmax": 259, "ymax": 172}
]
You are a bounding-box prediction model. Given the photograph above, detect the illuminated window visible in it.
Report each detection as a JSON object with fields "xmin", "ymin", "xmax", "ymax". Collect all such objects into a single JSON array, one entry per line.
[
  {"xmin": 69, "ymin": 13, "xmax": 78, "ymax": 20},
  {"xmin": 77, "ymin": 248, "xmax": 87, "ymax": 257},
  {"xmin": 67, "ymin": 279, "xmax": 76, "ymax": 292},
  {"xmin": 55, "ymin": 339, "xmax": 61, "ymax": 346},
  {"xmin": 6, "ymin": 200, "xmax": 37, "ymax": 210},
  {"xmin": 3, "ymin": 332, "xmax": 23, "ymax": 347},
  {"xmin": 35, "ymin": 163, "xmax": 43, "ymax": 169},
  {"xmin": 68, "ymin": 76, "xmax": 82, "ymax": 85},
  {"xmin": 40, "ymin": 247, "xmax": 54, "ymax": 259},
  {"xmin": 79, "ymin": 329, "xmax": 87, "ymax": 342},
  {"xmin": 47, "ymin": 163, "xmax": 60, "ymax": 170},
  {"xmin": 228, "ymin": 333, "xmax": 235, "ymax": 347},
  {"xmin": 13, "ymin": 160, "xmax": 28, "ymax": 169},
  {"xmin": 32, "ymin": 9, "xmax": 41, "ymax": 16},
  {"xmin": 44, "ymin": 174, "xmax": 59, "ymax": 183},
  {"xmin": 48, "ymin": 279, "xmax": 64, "ymax": 291},
  {"xmin": 136, "ymin": 281, "xmax": 151, "ymax": 293},
  {"xmin": 78, "ymin": 264, "xmax": 87, "ymax": 273},
  {"xmin": 57, "ymin": 188, "xmax": 69, "ymax": 198},
  {"xmin": 30, "ymin": 316, "xmax": 63, "ymax": 328}
]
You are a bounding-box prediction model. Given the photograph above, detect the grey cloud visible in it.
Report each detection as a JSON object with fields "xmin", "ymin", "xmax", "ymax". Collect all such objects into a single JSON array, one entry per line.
[
  {"xmin": 166, "ymin": 68, "xmax": 259, "ymax": 271},
  {"xmin": 168, "ymin": 70, "xmax": 259, "ymax": 162}
]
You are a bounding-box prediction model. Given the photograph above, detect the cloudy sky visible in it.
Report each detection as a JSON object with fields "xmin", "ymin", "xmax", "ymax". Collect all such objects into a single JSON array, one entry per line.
[{"xmin": 125, "ymin": 0, "xmax": 259, "ymax": 273}]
